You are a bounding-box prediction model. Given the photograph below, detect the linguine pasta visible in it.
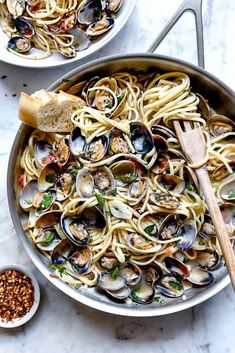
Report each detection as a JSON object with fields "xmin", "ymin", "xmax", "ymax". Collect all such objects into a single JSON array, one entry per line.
[{"xmin": 18, "ymin": 70, "xmax": 235, "ymax": 303}]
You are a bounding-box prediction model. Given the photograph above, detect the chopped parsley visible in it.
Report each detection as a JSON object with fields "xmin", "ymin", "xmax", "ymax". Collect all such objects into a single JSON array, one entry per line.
[
  {"xmin": 144, "ymin": 224, "xmax": 155, "ymax": 234},
  {"xmin": 117, "ymin": 95, "xmax": 124, "ymax": 104},
  {"xmin": 95, "ymin": 193, "xmax": 105, "ymax": 210},
  {"xmin": 50, "ymin": 265, "xmax": 67, "ymax": 277},
  {"xmin": 69, "ymin": 166, "xmax": 79, "ymax": 175},
  {"xmin": 40, "ymin": 191, "xmax": 54, "ymax": 209},
  {"xmin": 185, "ymin": 182, "xmax": 195, "ymax": 191},
  {"xmin": 25, "ymin": 199, "xmax": 32, "ymax": 205},
  {"xmin": 130, "ymin": 290, "xmax": 140, "ymax": 302},
  {"xmin": 116, "ymin": 174, "xmax": 138, "ymax": 184},
  {"xmin": 75, "ymin": 283, "xmax": 81, "ymax": 289},
  {"xmin": 228, "ymin": 189, "xmax": 235, "ymax": 199},
  {"xmin": 124, "ymin": 255, "xmax": 131, "ymax": 262},
  {"xmin": 198, "ymin": 238, "xmax": 206, "ymax": 246},
  {"xmin": 36, "ymin": 232, "xmax": 54, "ymax": 245},
  {"xmin": 110, "ymin": 265, "xmax": 120, "ymax": 279},
  {"xmin": 108, "ymin": 188, "xmax": 117, "ymax": 196},
  {"xmin": 86, "ymin": 150, "xmax": 95, "ymax": 158},
  {"xmin": 153, "ymin": 296, "xmax": 167, "ymax": 305},
  {"xmin": 168, "ymin": 280, "xmax": 182, "ymax": 291}
]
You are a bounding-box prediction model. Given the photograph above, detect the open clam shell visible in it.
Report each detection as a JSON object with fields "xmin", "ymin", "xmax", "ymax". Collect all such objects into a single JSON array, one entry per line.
[
  {"xmin": 19, "ymin": 179, "xmax": 38, "ymax": 210},
  {"xmin": 109, "ymin": 128, "xmax": 129, "ymax": 154},
  {"xmin": 144, "ymin": 263, "xmax": 163, "ymax": 285},
  {"xmin": 77, "ymin": 0, "xmax": 102, "ymax": 25},
  {"xmin": 81, "ymin": 206, "xmax": 106, "ymax": 229},
  {"xmin": 196, "ymin": 249, "xmax": 220, "ymax": 271},
  {"xmin": 158, "ymin": 214, "xmax": 180, "ymax": 241},
  {"xmin": 97, "ymin": 272, "xmax": 125, "ymax": 291},
  {"xmin": 187, "ymin": 267, "xmax": 214, "ymax": 286},
  {"xmin": 69, "ymin": 246, "xmax": 92, "ymax": 274},
  {"xmin": 127, "ymin": 233, "xmax": 161, "ymax": 254},
  {"xmin": 158, "ymin": 174, "xmax": 185, "ymax": 194},
  {"xmin": 218, "ymin": 174, "xmax": 235, "ymax": 201},
  {"xmin": 164, "ymin": 256, "xmax": 190, "ymax": 279},
  {"xmin": 177, "ymin": 220, "xmax": 197, "ymax": 250},
  {"xmin": 51, "ymin": 239, "xmax": 73, "ymax": 265},
  {"xmin": 38, "ymin": 163, "xmax": 58, "ymax": 192},
  {"xmin": 85, "ymin": 135, "xmax": 108, "ymax": 162},
  {"xmin": 35, "ymin": 210, "xmax": 62, "ymax": 228},
  {"xmin": 130, "ymin": 281, "xmax": 155, "ymax": 304},
  {"xmin": 156, "ymin": 275, "xmax": 184, "ymax": 298},
  {"xmin": 86, "ymin": 18, "xmax": 114, "ymax": 37},
  {"xmin": 130, "ymin": 122, "xmax": 154, "ymax": 154},
  {"xmin": 61, "ymin": 216, "xmax": 90, "ymax": 245},
  {"xmin": 208, "ymin": 115, "xmax": 235, "ymax": 136},
  {"xmin": 94, "ymin": 166, "xmax": 114, "ymax": 194},
  {"xmin": 119, "ymin": 262, "xmax": 142, "ymax": 286},
  {"xmin": 35, "ymin": 227, "xmax": 60, "ymax": 252},
  {"xmin": 69, "ymin": 127, "xmax": 86, "ymax": 156},
  {"xmin": 76, "ymin": 169, "xmax": 94, "ymax": 198}
]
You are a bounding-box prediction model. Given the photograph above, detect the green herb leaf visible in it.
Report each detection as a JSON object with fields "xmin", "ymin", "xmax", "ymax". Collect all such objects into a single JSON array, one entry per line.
[
  {"xmin": 41, "ymin": 191, "xmax": 53, "ymax": 209},
  {"xmin": 185, "ymin": 182, "xmax": 195, "ymax": 191},
  {"xmin": 117, "ymin": 174, "xmax": 138, "ymax": 184},
  {"xmin": 228, "ymin": 189, "xmax": 235, "ymax": 199},
  {"xmin": 153, "ymin": 296, "xmax": 161, "ymax": 302},
  {"xmin": 168, "ymin": 280, "xmax": 182, "ymax": 291},
  {"xmin": 198, "ymin": 238, "xmax": 206, "ymax": 246},
  {"xmin": 144, "ymin": 224, "xmax": 154, "ymax": 234},
  {"xmin": 36, "ymin": 232, "xmax": 54, "ymax": 245},
  {"xmin": 108, "ymin": 188, "xmax": 117, "ymax": 196},
  {"xmin": 130, "ymin": 290, "xmax": 140, "ymax": 302},
  {"xmin": 124, "ymin": 255, "xmax": 131, "ymax": 261},
  {"xmin": 117, "ymin": 95, "xmax": 124, "ymax": 104},
  {"xmin": 95, "ymin": 193, "xmax": 105, "ymax": 210},
  {"xmin": 75, "ymin": 283, "xmax": 81, "ymax": 289},
  {"xmin": 69, "ymin": 166, "xmax": 79, "ymax": 175},
  {"xmin": 86, "ymin": 150, "xmax": 95, "ymax": 157},
  {"xmin": 58, "ymin": 267, "xmax": 66, "ymax": 277},
  {"xmin": 25, "ymin": 199, "xmax": 32, "ymax": 205},
  {"xmin": 110, "ymin": 265, "xmax": 120, "ymax": 279}
]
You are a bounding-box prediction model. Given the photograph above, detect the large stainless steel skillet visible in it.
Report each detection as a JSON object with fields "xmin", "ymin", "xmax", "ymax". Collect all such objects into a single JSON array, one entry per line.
[{"xmin": 7, "ymin": 0, "xmax": 234, "ymax": 316}]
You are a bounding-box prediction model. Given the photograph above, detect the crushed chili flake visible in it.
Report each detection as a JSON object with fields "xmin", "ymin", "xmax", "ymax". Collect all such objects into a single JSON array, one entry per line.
[{"xmin": 0, "ymin": 269, "xmax": 35, "ymax": 322}]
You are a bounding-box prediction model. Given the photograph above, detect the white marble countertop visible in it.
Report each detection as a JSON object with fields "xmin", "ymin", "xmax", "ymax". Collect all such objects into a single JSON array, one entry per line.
[{"xmin": 0, "ymin": 0, "xmax": 235, "ymax": 352}]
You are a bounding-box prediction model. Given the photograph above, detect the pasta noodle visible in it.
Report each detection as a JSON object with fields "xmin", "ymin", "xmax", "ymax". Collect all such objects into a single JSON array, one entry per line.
[{"xmin": 18, "ymin": 70, "xmax": 235, "ymax": 303}]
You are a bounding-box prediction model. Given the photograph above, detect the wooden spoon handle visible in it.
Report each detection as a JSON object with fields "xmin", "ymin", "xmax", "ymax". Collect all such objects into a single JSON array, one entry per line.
[{"xmin": 195, "ymin": 166, "xmax": 235, "ymax": 291}]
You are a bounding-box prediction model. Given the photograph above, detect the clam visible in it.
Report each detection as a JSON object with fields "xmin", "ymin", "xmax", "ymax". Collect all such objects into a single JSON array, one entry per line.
[
  {"xmin": 81, "ymin": 206, "xmax": 106, "ymax": 229},
  {"xmin": 35, "ymin": 210, "xmax": 62, "ymax": 228},
  {"xmin": 111, "ymin": 160, "xmax": 136, "ymax": 186},
  {"xmin": 220, "ymin": 203, "xmax": 235, "ymax": 236},
  {"xmin": 130, "ymin": 122, "xmax": 154, "ymax": 154},
  {"xmin": 61, "ymin": 216, "xmax": 90, "ymax": 245},
  {"xmin": 208, "ymin": 115, "xmax": 235, "ymax": 136},
  {"xmin": 86, "ymin": 18, "xmax": 114, "ymax": 37},
  {"xmin": 200, "ymin": 216, "xmax": 216, "ymax": 238},
  {"xmin": 127, "ymin": 233, "xmax": 161, "ymax": 254},
  {"xmin": 51, "ymin": 239, "xmax": 73, "ymax": 265},
  {"xmin": 130, "ymin": 281, "xmax": 155, "ymax": 304},
  {"xmin": 177, "ymin": 220, "xmax": 197, "ymax": 250},
  {"xmin": 106, "ymin": 286, "xmax": 131, "ymax": 300},
  {"xmin": 151, "ymin": 127, "xmax": 168, "ymax": 151},
  {"xmin": 196, "ymin": 249, "xmax": 220, "ymax": 270},
  {"xmin": 218, "ymin": 175, "xmax": 235, "ymax": 201},
  {"xmin": 55, "ymin": 171, "xmax": 75, "ymax": 201},
  {"xmin": 158, "ymin": 214, "xmax": 179, "ymax": 241},
  {"xmin": 69, "ymin": 246, "xmax": 92, "ymax": 274},
  {"xmin": 152, "ymin": 153, "xmax": 169, "ymax": 174},
  {"xmin": 7, "ymin": 36, "xmax": 31, "ymax": 53},
  {"xmin": 128, "ymin": 177, "xmax": 148, "ymax": 201},
  {"xmin": 76, "ymin": 169, "xmax": 94, "ymax": 198},
  {"xmin": 110, "ymin": 90, "xmax": 128, "ymax": 117},
  {"xmin": 97, "ymin": 272, "xmax": 125, "ymax": 291},
  {"xmin": 70, "ymin": 28, "xmax": 90, "ymax": 51},
  {"xmin": 192, "ymin": 235, "xmax": 208, "ymax": 250},
  {"xmin": 60, "ymin": 12, "xmax": 76, "ymax": 31},
  {"xmin": 119, "ymin": 262, "xmax": 142, "ymax": 286},
  {"xmin": 38, "ymin": 163, "xmax": 58, "ymax": 192},
  {"xmin": 164, "ymin": 257, "xmax": 190, "ymax": 279},
  {"xmin": 100, "ymin": 253, "xmax": 118, "ymax": 270},
  {"xmin": 6, "ymin": 0, "xmax": 26, "ymax": 17},
  {"xmin": 107, "ymin": 0, "xmax": 122, "ymax": 13},
  {"xmin": 86, "ymin": 77, "xmax": 117, "ymax": 111},
  {"xmin": 19, "ymin": 179, "xmax": 38, "ymax": 210},
  {"xmin": 212, "ymin": 161, "xmax": 235, "ymax": 181},
  {"xmin": 32, "ymin": 189, "xmax": 56, "ymax": 213},
  {"xmin": 35, "ymin": 140, "xmax": 52, "ymax": 167},
  {"xmin": 144, "ymin": 263, "xmax": 163, "ymax": 285},
  {"xmin": 77, "ymin": 0, "xmax": 102, "ymax": 25},
  {"xmin": 151, "ymin": 193, "xmax": 180, "ymax": 209},
  {"xmin": 151, "ymin": 125, "xmax": 175, "ymax": 139},
  {"xmin": 156, "ymin": 275, "xmax": 184, "ymax": 298},
  {"xmin": 109, "ymin": 128, "xmax": 129, "ymax": 154},
  {"xmin": 187, "ymin": 267, "xmax": 214, "ymax": 286},
  {"xmin": 53, "ymin": 41, "xmax": 76, "ymax": 58},
  {"xmin": 85, "ymin": 135, "xmax": 108, "ymax": 162},
  {"xmin": 196, "ymin": 93, "xmax": 210, "ymax": 119},
  {"xmin": 109, "ymin": 200, "xmax": 132, "ymax": 220},
  {"xmin": 69, "ymin": 127, "xmax": 86, "ymax": 156},
  {"xmin": 94, "ymin": 167, "xmax": 114, "ymax": 194},
  {"xmin": 14, "ymin": 17, "xmax": 35, "ymax": 37},
  {"xmin": 35, "ymin": 227, "xmax": 60, "ymax": 252},
  {"xmin": 158, "ymin": 174, "xmax": 185, "ymax": 194}
]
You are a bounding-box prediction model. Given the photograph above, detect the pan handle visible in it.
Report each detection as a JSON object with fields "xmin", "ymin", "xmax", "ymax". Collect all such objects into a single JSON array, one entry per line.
[{"xmin": 147, "ymin": 0, "xmax": 205, "ymax": 69}]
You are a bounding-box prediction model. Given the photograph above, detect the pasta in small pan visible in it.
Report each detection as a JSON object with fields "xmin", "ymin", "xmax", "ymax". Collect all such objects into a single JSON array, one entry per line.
[{"xmin": 18, "ymin": 70, "xmax": 235, "ymax": 304}]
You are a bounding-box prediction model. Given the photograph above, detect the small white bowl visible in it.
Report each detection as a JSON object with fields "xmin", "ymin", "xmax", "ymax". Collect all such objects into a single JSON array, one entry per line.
[{"xmin": 0, "ymin": 264, "xmax": 40, "ymax": 328}]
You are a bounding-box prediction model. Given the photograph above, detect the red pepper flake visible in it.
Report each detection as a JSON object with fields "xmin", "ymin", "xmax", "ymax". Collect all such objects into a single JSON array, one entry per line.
[
  {"xmin": 18, "ymin": 174, "xmax": 24, "ymax": 188},
  {"xmin": 49, "ymin": 274, "xmax": 59, "ymax": 279},
  {"xmin": 86, "ymin": 272, "xmax": 95, "ymax": 280}
]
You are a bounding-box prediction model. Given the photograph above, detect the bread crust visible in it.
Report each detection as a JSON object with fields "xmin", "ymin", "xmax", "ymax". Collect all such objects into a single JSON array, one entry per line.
[{"xmin": 18, "ymin": 89, "xmax": 85, "ymax": 132}]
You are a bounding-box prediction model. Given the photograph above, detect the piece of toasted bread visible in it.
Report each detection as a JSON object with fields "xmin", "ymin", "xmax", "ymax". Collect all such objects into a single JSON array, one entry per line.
[{"xmin": 18, "ymin": 89, "xmax": 85, "ymax": 132}]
